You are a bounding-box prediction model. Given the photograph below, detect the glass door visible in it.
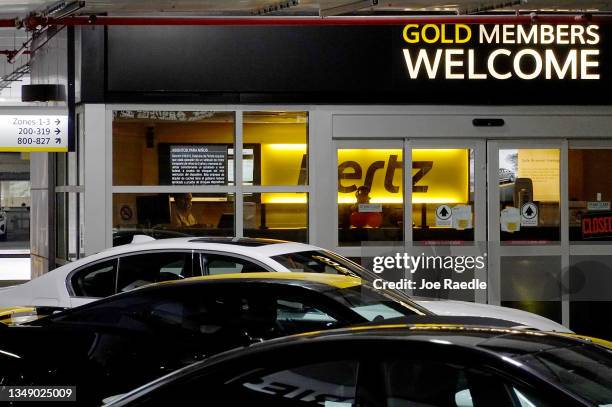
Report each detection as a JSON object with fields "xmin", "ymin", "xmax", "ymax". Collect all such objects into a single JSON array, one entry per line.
[
  {"xmin": 487, "ymin": 140, "xmax": 565, "ymax": 325},
  {"xmin": 407, "ymin": 139, "xmax": 486, "ymax": 303},
  {"xmin": 333, "ymin": 138, "xmax": 486, "ymax": 303},
  {"xmin": 567, "ymin": 140, "xmax": 612, "ymax": 339}
]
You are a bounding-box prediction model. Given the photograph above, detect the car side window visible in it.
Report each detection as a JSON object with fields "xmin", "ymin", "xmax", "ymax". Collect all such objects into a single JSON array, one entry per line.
[
  {"xmin": 117, "ymin": 252, "xmax": 194, "ymax": 293},
  {"xmin": 202, "ymin": 253, "xmax": 266, "ymax": 275},
  {"xmin": 382, "ymin": 359, "xmax": 555, "ymax": 407},
  {"xmin": 71, "ymin": 259, "xmax": 118, "ymax": 297}
]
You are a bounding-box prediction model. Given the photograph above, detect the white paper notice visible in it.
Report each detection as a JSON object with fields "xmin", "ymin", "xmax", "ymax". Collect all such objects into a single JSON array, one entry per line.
[
  {"xmin": 501, "ymin": 207, "xmax": 521, "ymax": 233},
  {"xmin": 452, "ymin": 205, "xmax": 473, "ymax": 230}
]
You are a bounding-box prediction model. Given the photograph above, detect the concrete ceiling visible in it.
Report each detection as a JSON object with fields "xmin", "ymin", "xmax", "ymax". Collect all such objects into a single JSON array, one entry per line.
[{"xmin": 0, "ymin": 1, "xmax": 610, "ymax": 19}]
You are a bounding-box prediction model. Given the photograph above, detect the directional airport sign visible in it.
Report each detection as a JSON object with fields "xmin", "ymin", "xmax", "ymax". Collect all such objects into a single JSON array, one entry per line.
[{"xmin": 0, "ymin": 115, "xmax": 68, "ymax": 152}]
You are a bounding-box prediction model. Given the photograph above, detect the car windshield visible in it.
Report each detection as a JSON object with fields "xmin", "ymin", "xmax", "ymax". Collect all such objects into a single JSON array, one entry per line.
[
  {"xmin": 330, "ymin": 283, "xmax": 419, "ymax": 322},
  {"xmin": 517, "ymin": 344, "xmax": 612, "ymax": 406}
]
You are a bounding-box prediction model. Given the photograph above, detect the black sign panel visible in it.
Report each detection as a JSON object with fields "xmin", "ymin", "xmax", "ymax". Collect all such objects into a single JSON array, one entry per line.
[
  {"xmin": 105, "ymin": 24, "xmax": 611, "ymax": 104},
  {"xmin": 168, "ymin": 144, "xmax": 227, "ymax": 185},
  {"xmin": 581, "ymin": 211, "xmax": 612, "ymax": 240}
]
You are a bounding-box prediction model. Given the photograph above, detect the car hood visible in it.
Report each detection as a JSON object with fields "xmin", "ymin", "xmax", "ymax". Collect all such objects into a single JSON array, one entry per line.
[{"xmin": 415, "ymin": 299, "xmax": 572, "ymax": 333}]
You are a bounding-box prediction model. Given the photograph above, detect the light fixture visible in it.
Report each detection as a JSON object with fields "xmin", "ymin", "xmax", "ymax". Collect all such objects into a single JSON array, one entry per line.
[{"xmin": 43, "ymin": 1, "xmax": 86, "ymax": 19}]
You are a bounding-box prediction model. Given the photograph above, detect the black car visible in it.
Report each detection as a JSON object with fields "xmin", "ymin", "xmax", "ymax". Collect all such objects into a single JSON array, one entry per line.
[
  {"xmin": 104, "ymin": 324, "xmax": 612, "ymax": 407},
  {"xmin": 0, "ymin": 273, "xmax": 428, "ymax": 405}
]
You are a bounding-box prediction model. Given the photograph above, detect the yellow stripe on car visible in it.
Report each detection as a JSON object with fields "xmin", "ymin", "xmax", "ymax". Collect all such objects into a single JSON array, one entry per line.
[
  {"xmin": 184, "ymin": 272, "xmax": 363, "ymax": 289},
  {"xmin": 0, "ymin": 306, "xmax": 40, "ymax": 326},
  {"xmin": 0, "ymin": 307, "xmax": 36, "ymax": 319},
  {"xmin": 557, "ymin": 333, "xmax": 612, "ymax": 349}
]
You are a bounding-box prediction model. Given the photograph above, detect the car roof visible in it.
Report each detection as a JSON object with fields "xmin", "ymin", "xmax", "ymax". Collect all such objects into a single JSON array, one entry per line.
[
  {"xmin": 99, "ymin": 236, "xmax": 319, "ymax": 257},
  {"xmin": 53, "ymin": 237, "xmax": 320, "ymax": 277},
  {"xmin": 192, "ymin": 324, "xmax": 601, "ymax": 371}
]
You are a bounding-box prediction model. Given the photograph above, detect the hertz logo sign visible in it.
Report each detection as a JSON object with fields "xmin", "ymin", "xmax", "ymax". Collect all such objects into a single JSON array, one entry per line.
[{"xmin": 401, "ymin": 24, "xmax": 601, "ymax": 80}]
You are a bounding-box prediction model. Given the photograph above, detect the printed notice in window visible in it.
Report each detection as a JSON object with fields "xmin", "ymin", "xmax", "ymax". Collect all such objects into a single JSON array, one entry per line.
[{"xmin": 170, "ymin": 145, "xmax": 227, "ymax": 185}]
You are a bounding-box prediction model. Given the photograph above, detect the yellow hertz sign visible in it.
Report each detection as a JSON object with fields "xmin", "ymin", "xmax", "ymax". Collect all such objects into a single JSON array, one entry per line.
[
  {"xmin": 338, "ymin": 149, "xmax": 469, "ymax": 204},
  {"xmin": 401, "ymin": 24, "xmax": 600, "ymax": 80},
  {"xmin": 258, "ymin": 147, "xmax": 469, "ymax": 204}
]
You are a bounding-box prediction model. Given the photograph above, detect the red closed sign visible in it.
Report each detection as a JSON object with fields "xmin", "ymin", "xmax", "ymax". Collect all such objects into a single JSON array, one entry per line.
[{"xmin": 582, "ymin": 212, "xmax": 612, "ymax": 239}]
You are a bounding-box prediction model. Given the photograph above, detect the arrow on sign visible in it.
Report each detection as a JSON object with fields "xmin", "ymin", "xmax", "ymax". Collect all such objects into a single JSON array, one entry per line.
[
  {"xmin": 55, "ymin": 138, "xmax": 61, "ymax": 144},
  {"xmin": 521, "ymin": 202, "xmax": 538, "ymax": 219},
  {"xmin": 54, "ymin": 128, "xmax": 60, "ymax": 135},
  {"xmin": 55, "ymin": 119, "xmax": 60, "ymax": 125},
  {"xmin": 436, "ymin": 204, "xmax": 452, "ymax": 220}
]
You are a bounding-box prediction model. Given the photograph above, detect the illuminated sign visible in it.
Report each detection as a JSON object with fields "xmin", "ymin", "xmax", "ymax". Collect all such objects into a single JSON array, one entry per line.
[
  {"xmin": 257, "ymin": 148, "xmax": 469, "ymax": 205},
  {"xmin": 0, "ymin": 115, "xmax": 68, "ymax": 152},
  {"xmin": 337, "ymin": 149, "xmax": 469, "ymax": 204},
  {"xmin": 582, "ymin": 211, "xmax": 612, "ymax": 239},
  {"xmin": 401, "ymin": 24, "xmax": 600, "ymax": 80}
]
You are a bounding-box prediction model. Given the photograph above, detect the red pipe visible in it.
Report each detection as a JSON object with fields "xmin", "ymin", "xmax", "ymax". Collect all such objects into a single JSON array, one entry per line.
[
  {"xmin": 0, "ymin": 19, "xmax": 17, "ymax": 28},
  {"xmin": 23, "ymin": 14, "xmax": 612, "ymax": 30},
  {"xmin": 0, "ymin": 50, "xmax": 30, "ymax": 55}
]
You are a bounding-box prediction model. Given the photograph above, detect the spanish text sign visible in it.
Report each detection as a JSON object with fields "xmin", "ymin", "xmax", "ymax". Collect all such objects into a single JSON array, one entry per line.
[{"xmin": 0, "ymin": 115, "xmax": 68, "ymax": 152}]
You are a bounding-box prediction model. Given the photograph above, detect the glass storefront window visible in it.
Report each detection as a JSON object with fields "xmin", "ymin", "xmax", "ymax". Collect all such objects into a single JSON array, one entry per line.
[
  {"xmin": 112, "ymin": 193, "xmax": 235, "ymax": 245},
  {"xmin": 112, "ymin": 111, "xmax": 235, "ymax": 186},
  {"xmin": 242, "ymin": 112, "xmax": 308, "ymax": 186},
  {"xmin": 412, "ymin": 149, "xmax": 474, "ymax": 243},
  {"xmin": 337, "ymin": 148, "xmax": 403, "ymax": 246},
  {"xmin": 243, "ymin": 193, "xmax": 307, "ymax": 243},
  {"xmin": 498, "ymin": 149, "xmax": 560, "ymax": 243},
  {"xmin": 569, "ymin": 149, "xmax": 612, "ymax": 242}
]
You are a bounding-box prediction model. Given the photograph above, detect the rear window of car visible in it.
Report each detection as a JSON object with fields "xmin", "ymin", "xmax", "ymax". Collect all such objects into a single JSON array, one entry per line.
[{"xmin": 271, "ymin": 250, "xmax": 366, "ymax": 277}]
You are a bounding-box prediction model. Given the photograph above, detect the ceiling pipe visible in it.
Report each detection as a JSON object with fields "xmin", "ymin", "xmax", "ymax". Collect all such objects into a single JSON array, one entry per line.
[
  {"xmin": 0, "ymin": 50, "xmax": 31, "ymax": 55},
  {"xmin": 0, "ymin": 18, "xmax": 19, "ymax": 28},
  {"xmin": 22, "ymin": 14, "xmax": 612, "ymax": 30}
]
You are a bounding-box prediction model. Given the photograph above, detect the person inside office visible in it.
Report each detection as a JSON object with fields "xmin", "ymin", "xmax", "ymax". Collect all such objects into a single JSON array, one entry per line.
[{"xmin": 171, "ymin": 193, "xmax": 198, "ymax": 227}]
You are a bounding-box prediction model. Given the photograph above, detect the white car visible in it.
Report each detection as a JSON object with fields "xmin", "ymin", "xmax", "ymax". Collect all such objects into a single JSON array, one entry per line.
[{"xmin": 0, "ymin": 236, "xmax": 570, "ymax": 332}]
